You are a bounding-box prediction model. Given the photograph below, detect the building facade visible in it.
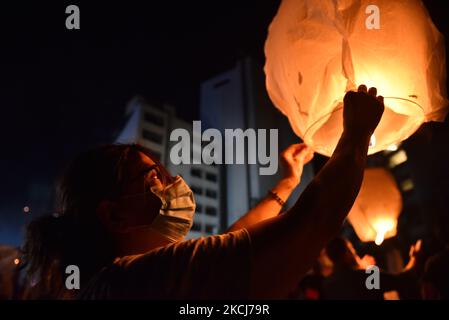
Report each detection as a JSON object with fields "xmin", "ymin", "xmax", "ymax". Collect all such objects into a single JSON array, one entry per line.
[{"xmin": 200, "ymin": 57, "xmax": 315, "ymax": 228}]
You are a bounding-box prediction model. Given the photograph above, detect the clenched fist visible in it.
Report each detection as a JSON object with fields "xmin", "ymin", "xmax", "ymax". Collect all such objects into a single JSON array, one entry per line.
[{"xmin": 343, "ymin": 84, "xmax": 384, "ymax": 138}]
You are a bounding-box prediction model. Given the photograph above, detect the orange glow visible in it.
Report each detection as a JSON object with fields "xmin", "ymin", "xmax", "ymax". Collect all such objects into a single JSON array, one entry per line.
[
  {"xmin": 14, "ymin": 258, "xmax": 20, "ymax": 265},
  {"xmin": 347, "ymin": 168, "xmax": 402, "ymax": 244},
  {"xmin": 265, "ymin": 0, "xmax": 448, "ymax": 156},
  {"xmin": 373, "ymin": 220, "xmax": 395, "ymax": 245}
]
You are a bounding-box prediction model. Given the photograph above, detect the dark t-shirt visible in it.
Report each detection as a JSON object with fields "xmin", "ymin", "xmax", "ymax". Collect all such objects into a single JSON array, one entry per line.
[{"xmin": 77, "ymin": 229, "xmax": 252, "ymax": 300}]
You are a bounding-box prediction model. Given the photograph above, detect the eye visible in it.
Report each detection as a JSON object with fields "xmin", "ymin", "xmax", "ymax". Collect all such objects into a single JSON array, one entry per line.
[
  {"xmin": 143, "ymin": 166, "xmax": 164, "ymax": 185},
  {"xmin": 144, "ymin": 169, "xmax": 157, "ymax": 181}
]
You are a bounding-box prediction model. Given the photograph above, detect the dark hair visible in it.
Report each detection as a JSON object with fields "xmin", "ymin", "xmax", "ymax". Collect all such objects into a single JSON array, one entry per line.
[
  {"xmin": 23, "ymin": 143, "xmax": 170, "ymax": 298},
  {"xmin": 325, "ymin": 236, "xmax": 350, "ymax": 263},
  {"xmin": 435, "ymin": 211, "xmax": 449, "ymax": 246}
]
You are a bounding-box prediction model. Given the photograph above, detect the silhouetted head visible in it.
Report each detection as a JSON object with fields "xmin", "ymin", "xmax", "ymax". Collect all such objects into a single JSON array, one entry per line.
[
  {"xmin": 435, "ymin": 212, "xmax": 449, "ymax": 246},
  {"xmin": 23, "ymin": 143, "xmax": 173, "ymax": 298},
  {"xmin": 325, "ymin": 236, "xmax": 359, "ymax": 269}
]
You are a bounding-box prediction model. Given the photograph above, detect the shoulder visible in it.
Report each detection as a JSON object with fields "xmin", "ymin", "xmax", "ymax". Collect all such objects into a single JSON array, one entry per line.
[
  {"xmin": 76, "ymin": 263, "xmax": 123, "ymax": 300},
  {"xmin": 78, "ymin": 229, "xmax": 252, "ymax": 299},
  {"xmin": 116, "ymin": 228, "xmax": 251, "ymax": 268}
]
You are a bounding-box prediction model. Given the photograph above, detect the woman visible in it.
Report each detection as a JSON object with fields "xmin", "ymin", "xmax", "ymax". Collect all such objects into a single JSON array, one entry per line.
[
  {"xmin": 24, "ymin": 142, "xmax": 312, "ymax": 299},
  {"xmin": 24, "ymin": 85, "xmax": 384, "ymax": 299}
]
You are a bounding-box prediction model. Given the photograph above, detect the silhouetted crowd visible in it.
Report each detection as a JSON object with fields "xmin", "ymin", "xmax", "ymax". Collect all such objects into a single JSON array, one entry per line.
[{"xmin": 289, "ymin": 235, "xmax": 449, "ymax": 300}]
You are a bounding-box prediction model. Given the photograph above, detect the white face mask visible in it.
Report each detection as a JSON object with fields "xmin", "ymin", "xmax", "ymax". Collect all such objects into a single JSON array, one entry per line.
[{"xmin": 147, "ymin": 175, "xmax": 196, "ymax": 242}]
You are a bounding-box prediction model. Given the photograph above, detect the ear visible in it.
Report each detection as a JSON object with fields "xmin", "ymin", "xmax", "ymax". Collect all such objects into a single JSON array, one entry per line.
[{"xmin": 96, "ymin": 200, "xmax": 128, "ymax": 234}]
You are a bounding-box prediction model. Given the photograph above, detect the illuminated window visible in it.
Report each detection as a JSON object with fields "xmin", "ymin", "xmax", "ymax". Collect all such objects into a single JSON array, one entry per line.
[
  {"xmin": 388, "ymin": 150, "xmax": 407, "ymax": 168},
  {"xmin": 401, "ymin": 179, "xmax": 414, "ymax": 192}
]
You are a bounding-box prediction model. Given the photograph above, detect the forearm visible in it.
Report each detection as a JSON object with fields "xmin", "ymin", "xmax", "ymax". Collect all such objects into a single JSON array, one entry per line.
[
  {"xmin": 248, "ymin": 131, "xmax": 370, "ymax": 298},
  {"xmin": 287, "ymin": 132, "xmax": 370, "ymax": 231},
  {"xmin": 404, "ymin": 257, "xmax": 416, "ymax": 271},
  {"xmin": 226, "ymin": 179, "xmax": 295, "ymax": 232},
  {"xmin": 282, "ymin": 131, "xmax": 370, "ymax": 266}
]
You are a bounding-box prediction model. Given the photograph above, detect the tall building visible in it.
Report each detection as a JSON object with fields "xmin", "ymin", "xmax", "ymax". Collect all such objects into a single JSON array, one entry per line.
[
  {"xmin": 200, "ymin": 57, "xmax": 315, "ymax": 228},
  {"xmin": 117, "ymin": 57, "xmax": 317, "ymax": 238},
  {"xmin": 116, "ymin": 97, "xmax": 221, "ymax": 239}
]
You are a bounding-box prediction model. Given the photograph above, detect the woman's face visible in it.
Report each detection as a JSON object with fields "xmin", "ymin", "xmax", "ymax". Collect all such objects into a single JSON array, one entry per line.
[{"xmin": 116, "ymin": 151, "xmax": 168, "ymax": 228}]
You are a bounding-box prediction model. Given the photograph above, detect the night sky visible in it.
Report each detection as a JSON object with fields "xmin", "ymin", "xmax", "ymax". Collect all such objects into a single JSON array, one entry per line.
[
  {"xmin": 0, "ymin": 1, "xmax": 281, "ymax": 244},
  {"xmin": 0, "ymin": 1, "xmax": 448, "ymax": 245}
]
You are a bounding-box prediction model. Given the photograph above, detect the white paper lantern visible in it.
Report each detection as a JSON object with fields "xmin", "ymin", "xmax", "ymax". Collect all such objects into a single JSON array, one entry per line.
[{"xmin": 265, "ymin": 0, "xmax": 448, "ymax": 156}]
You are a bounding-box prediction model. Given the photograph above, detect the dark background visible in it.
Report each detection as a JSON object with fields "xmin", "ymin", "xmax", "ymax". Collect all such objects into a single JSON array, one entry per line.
[{"xmin": 0, "ymin": 1, "xmax": 448, "ymax": 245}]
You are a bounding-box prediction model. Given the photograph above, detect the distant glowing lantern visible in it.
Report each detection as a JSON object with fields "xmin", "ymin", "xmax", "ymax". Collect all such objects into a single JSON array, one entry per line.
[
  {"xmin": 347, "ymin": 168, "xmax": 402, "ymax": 245},
  {"xmin": 264, "ymin": 0, "xmax": 448, "ymax": 156}
]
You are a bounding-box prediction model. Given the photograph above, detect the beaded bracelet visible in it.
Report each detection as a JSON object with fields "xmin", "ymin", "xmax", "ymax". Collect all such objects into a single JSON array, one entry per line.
[{"xmin": 268, "ymin": 190, "xmax": 286, "ymax": 207}]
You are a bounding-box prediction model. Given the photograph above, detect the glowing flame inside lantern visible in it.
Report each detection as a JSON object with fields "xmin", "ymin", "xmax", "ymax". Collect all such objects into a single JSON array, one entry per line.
[
  {"xmin": 375, "ymin": 232, "xmax": 385, "ymax": 246},
  {"xmin": 373, "ymin": 219, "xmax": 395, "ymax": 245},
  {"xmin": 264, "ymin": 0, "xmax": 448, "ymax": 156}
]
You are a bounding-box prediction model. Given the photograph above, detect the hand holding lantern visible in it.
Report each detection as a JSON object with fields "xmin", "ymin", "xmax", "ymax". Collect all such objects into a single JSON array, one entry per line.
[{"xmin": 343, "ymin": 85, "xmax": 384, "ymax": 139}]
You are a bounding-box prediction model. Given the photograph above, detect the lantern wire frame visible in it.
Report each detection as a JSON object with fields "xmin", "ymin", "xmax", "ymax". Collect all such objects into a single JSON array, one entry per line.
[{"xmin": 303, "ymin": 96, "xmax": 424, "ymax": 156}]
